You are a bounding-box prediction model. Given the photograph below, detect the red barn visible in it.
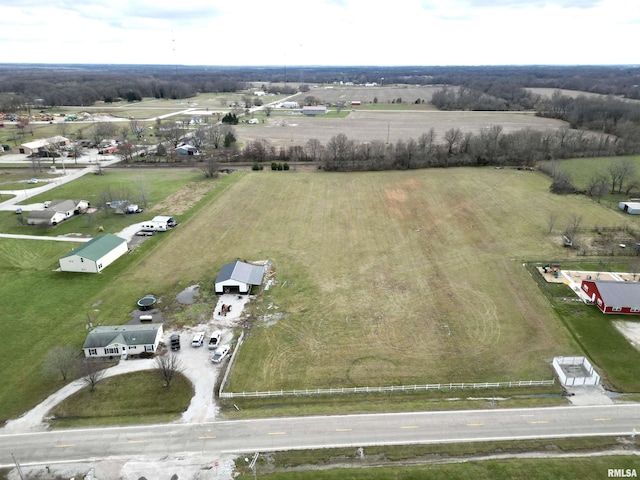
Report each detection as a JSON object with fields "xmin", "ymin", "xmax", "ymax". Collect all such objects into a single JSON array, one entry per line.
[{"xmin": 580, "ymin": 280, "xmax": 640, "ymax": 315}]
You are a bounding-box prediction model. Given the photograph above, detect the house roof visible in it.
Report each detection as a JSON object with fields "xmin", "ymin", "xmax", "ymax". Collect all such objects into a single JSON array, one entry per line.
[
  {"xmin": 60, "ymin": 233, "xmax": 127, "ymax": 261},
  {"xmin": 49, "ymin": 199, "xmax": 77, "ymax": 212},
  {"xmin": 215, "ymin": 261, "xmax": 264, "ymax": 286},
  {"xmin": 21, "ymin": 136, "xmax": 69, "ymax": 150},
  {"xmin": 27, "ymin": 210, "xmax": 57, "ymax": 220},
  {"xmin": 82, "ymin": 324, "xmax": 162, "ymax": 349},
  {"xmin": 591, "ymin": 280, "xmax": 640, "ymax": 309}
]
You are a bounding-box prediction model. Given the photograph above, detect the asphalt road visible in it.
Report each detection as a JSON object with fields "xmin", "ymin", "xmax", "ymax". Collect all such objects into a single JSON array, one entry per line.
[{"xmin": 1, "ymin": 404, "xmax": 638, "ymax": 468}]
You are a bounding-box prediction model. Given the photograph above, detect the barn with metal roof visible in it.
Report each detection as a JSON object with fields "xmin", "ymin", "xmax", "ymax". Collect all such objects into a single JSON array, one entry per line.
[
  {"xmin": 59, "ymin": 234, "xmax": 128, "ymax": 273},
  {"xmin": 580, "ymin": 279, "xmax": 640, "ymax": 315},
  {"xmin": 215, "ymin": 260, "xmax": 265, "ymax": 294}
]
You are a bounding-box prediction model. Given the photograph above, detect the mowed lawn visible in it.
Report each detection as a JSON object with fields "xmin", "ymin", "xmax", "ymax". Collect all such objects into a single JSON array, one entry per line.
[{"xmin": 120, "ymin": 168, "xmax": 624, "ymax": 390}]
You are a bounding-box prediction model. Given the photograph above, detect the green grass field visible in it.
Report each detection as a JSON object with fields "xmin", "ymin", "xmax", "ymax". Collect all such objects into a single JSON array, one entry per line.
[{"xmin": 2, "ymin": 166, "xmax": 640, "ymax": 424}]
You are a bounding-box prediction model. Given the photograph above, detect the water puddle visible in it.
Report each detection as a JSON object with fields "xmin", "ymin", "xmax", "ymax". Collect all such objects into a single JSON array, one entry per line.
[{"xmin": 177, "ymin": 284, "xmax": 201, "ymax": 304}]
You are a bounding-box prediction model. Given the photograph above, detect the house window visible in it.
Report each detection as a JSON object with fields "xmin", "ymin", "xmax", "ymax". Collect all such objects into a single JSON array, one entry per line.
[
  {"xmin": 104, "ymin": 347, "xmax": 119, "ymax": 354},
  {"xmin": 80, "ymin": 258, "xmax": 84, "ymax": 263},
  {"xmin": 582, "ymin": 284, "xmax": 589, "ymax": 292},
  {"xmin": 612, "ymin": 307, "xmax": 622, "ymax": 312},
  {"xmin": 145, "ymin": 345, "xmax": 154, "ymax": 352},
  {"xmin": 88, "ymin": 348, "xmax": 97, "ymax": 356},
  {"xmin": 631, "ymin": 308, "xmax": 640, "ymax": 313},
  {"xmin": 597, "ymin": 299, "xmax": 602, "ymax": 306}
]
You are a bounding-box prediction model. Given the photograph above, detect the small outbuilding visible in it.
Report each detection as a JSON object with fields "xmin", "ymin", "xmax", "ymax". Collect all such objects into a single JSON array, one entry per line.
[
  {"xmin": 82, "ymin": 323, "xmax": 164, "ymax": 358},
  {"xmin": 13, "ymin": 136, "xmax": 70, "ymax": 155},
  {"xmin": 302, "ymin": 106, "xmax": 328, "ymax": 115},
  {"xmin": 580, "ymin": 279, "xmax": 640, "ymax": 315},
  {"xmin": 59, "ymin": 233, "xmax": 128, "ymax": 273},
  {"xmin": 618, "ymin": 201, "xmax": 640, "ymax": 214},
  {"xmin": 215, "ymin": 260, "xmax": 265, "ymax": 294}
]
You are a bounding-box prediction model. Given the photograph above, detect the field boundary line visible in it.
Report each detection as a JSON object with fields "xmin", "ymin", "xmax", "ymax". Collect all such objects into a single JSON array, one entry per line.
[{"xmin": 219, "ymin": 379, "xmax": 555, "ymax": 399}]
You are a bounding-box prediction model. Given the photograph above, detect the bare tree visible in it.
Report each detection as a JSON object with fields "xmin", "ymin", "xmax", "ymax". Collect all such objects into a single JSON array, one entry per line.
[
  {"xmin": 199, "ymin": 152, "xmax": 220, "ymax": 178},
  {"xmin": 568, "ymin": 213, "xmax": 583, "ymax": 232},
  {"xmin": 81, "ymin": 360, "xmax": 105, "ymax": 392},
  {"xmin": 608, "ymin": 158, "xmax": 636, "ymax": 194},
  {"xmin": 263, "ymin": 105, "xmax": 273, "ymax": 117},
  {"xmin": 305, "ymin": 138, "xmax": 322, "ymax": 161},
  {"xmin": 585, "ymin": 173, "xmax": 609, "ymax": 202},
  {"xmin": 91, "ymin": 122, "xmax": 117, "ymax": 147},
  {"xmin": 69, "ymin": 143, "xmax": 85, "ymax": 165},
  {"xmin": 44, "ymin": 345, "xmax": 79, "ymax": 381},
  {"xmin": 155, "ymin": 353, "xmax": 184, "ymax": 387},
  {"xmin": 443, "ymin": 128, "xmax": 462, "ymax": 155}
]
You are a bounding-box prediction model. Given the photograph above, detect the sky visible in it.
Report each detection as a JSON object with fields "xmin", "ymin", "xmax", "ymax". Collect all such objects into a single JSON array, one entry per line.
[{"xmin": 1, "ymin": 0, "xmax": 639, "ymax": 66}]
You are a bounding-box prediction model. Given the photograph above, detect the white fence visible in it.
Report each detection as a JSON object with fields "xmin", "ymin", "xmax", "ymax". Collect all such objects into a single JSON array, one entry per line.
[
  {"xmin": 552, "ymin": 356, "xmax": 601, "ymax": 386},
  {"xmin": 219, "ymin": 379, "xmax": 555, "ymax": 399}
]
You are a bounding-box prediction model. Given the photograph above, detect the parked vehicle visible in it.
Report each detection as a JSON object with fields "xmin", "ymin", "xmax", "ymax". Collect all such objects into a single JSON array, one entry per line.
[
  {"xmin": 208, "ymin": 331, "xmax": 221, "ymax": 350},
  {"xmin": 27, "ymin": 178, "xmax": 38, "ymax": 184},
  {"xmin": 170, "ymin": 334, "xmax": 181, "ymax": 351},
  {"xmin": 191, "ymin": 332, "xmax": 205, "ymax": 347},
  {"xmin": 211, "ymin": 345, "xmax": 230, "ymax": 363}
]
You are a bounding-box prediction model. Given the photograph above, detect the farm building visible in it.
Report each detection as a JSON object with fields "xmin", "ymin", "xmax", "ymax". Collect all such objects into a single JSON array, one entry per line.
[
  {"xmin": 215, "ymin": 260, "xmax": 265, "ymax": 294},
  {"xmin": 82, "ymin": 323, "xmax": 163, "ymax": 358},
  {"xmin": 302, "ymin": 106, "xmax": 328, "ymax": 115},
  {"xmin": 12, "ymin": 136, "xmax": 70, "ymax": 155},
  {"xmin": 59, "ymin": 233, "xmax": 128, "ymax": 273},
  {"xmin": 618, "ymin": 201, "xmax": 640, "ymax": 214},
  {"xmin": 580, "ymin": 279, "xmax": 640, "ymax": 315}
]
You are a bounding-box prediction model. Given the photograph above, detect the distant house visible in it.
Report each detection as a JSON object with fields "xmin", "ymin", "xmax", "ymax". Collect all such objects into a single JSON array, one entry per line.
[
  {"xmin": 59, "ymin": 233, "xmax": 128, "ymax": 273},
  {"xmin": 175, "ymin": 143, "xmax": 199, "ymax": 155},
  {"xmin": 26, "ymin": 210, "xmax": 66, "ymax": 226},
  {"xmin": 13, "ymin": 136, "xmax": 70, "ymax": 155},
  {"xmin": 302, "ymin": 106, "xmax": 327, "ymax": 115},
  {"xmin": 27, "ymin": 199, "xmax": 89, "ymax": 226},
  {"xmin": 281, "ymin": 101, "xmax": 299, "ymax": 109},
  {"xmin": 618, "ymin": 201, "xmax": 640, "ymax": 214},
  {"xmin": 215, "ymin": 260, "xmax": 265, "ymax": 294},
  {"xmin": 82, "ymin": 324, "xmax": 164, "ymax": 358},
  {"xmin": 580, "ymin": 279, "xmax": 640, "ymax": 315}
]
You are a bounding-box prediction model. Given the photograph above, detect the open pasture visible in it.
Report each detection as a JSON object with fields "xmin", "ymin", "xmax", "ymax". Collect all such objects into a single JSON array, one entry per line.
[
  {"xmin": 289, "ymin": 85, "xmax": 444, "ymax": 107},
  {"xmin": 119, "ymin": 168, "xmax": 630, "ymax": 391}
]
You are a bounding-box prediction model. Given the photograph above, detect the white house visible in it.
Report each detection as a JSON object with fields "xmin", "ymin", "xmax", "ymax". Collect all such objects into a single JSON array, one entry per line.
[
  {"xmin": 215, "ymin": 260, "xmax": 265, "ymax": 294},
  {"xmin": 281, "ymin": 101, "xmax": 299, "ymax": 109},
  {"xmin": 82, "ymin": 323, "xmax": 164, "ymax": 358},
  {"xmin": 59, "ymin": 234, "xmax": 128, "ymax": 273},
  {"xmin": 619, "ymin": 201, "xmax": 640, "ymax": 214},
  {"xmin": 26, "ymin": 210, "xmax": 66, "ymax": 226}
]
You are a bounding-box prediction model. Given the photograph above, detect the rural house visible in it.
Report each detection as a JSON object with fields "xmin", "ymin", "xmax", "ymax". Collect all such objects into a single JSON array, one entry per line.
[
  {"xmin": 215, "ymin": 260, "xmax": 265, "ymax": 294},
  {"xmin": 580, "ymin": 279, "xmax": 640, "ymax": 315},
  {"xmin": 26, "ymin": 209, "xmax": 66, "ymax": 226},
  {"xmin": 59, "ymin": 233, "xmax": 128, "ymax": 273},
  {"xmin": 82, "ymin": 324, "xmax": 164, "ymax": 358}
]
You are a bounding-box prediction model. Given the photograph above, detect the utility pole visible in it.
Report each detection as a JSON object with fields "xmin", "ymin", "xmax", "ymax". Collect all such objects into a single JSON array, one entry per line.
[{"xmin": 11, "ymin": 453, "xmax": 25, "ymax": 480}]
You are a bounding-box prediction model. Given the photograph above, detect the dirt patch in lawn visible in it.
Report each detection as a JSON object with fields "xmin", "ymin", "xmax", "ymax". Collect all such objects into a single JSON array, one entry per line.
[{"xmin": 148, "ymin": 181, "xmax": 218, "ymax": 215}]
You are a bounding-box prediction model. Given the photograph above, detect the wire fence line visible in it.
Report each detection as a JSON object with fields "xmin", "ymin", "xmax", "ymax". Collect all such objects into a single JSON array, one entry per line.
[{"xmin": 219, "ymin": 379, "xmax": 555, "ymax": 399}]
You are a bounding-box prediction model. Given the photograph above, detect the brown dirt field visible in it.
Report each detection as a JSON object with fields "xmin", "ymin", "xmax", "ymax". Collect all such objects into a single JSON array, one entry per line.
[
  {"xmin": 148, "ymin": 180, "xmax": 219, "ymax": 215},
  {"xmin": 235, "ymin": 110, "xmax": 569, "ymax": 149}
]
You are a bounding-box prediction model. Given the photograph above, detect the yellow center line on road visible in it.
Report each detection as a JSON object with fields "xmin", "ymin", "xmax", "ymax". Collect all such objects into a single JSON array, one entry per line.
[
  {"xmin": 336, "ymin": 428, "xmax": 352, "ymax": 432},
  {"xmin": 268, "ymin": 432, "xmax": 286, "ymax": 435},
  {"xmin": 54, "ymin": 444, "xmax": 75, "ymax": 448},
  {"xmin": 594, "ymin": 418, "xmax": 612, "ymax": 422},
  {"xmin": 530, "ymin": 420, "xmax": 549, "ymax": 424},
  {"xmin": 198, "ymin": 435, "xmax": 217, "ymax": 439},
  {"xmin": 467, "ymin": 423, "xmax": 484, "ymax": 427},
  {"xmin": 401, "ymin": 426, "xmax": 418, "ymax": 429}
]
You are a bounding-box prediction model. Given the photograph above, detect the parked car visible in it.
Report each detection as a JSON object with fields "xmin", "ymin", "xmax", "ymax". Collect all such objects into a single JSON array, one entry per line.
[
  {"xmin": 211, "ymin": 345, "xmax": 230, "ymax": 363},
  {"xmin": 27, "ymin": 178, "xmax": 38, "ymax": 184},
  {"xmin": 43, "ymin": 201, "xmax": 51, "ymax": 208},
  {"xmin": 170, "ymin": 334, "xmax": 181, "ymax": 351},
  {"xmin": 191, "ymin": 331, "xmax": 205, "ymax": 347},
  {"xmin": 208, "ymin": 331, "xmax": 221, "ymax": 350}
]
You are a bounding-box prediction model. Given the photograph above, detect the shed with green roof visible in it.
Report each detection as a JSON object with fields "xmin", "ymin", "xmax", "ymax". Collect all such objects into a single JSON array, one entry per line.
[{"xmin": 59, "ymin": 234, "xmax": 128, "ymax": 273}]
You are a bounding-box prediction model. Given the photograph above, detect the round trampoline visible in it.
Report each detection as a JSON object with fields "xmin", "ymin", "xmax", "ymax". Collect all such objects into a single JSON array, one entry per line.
[{"xmin": 137, "ymin": 294, "xmax": 157, "ymax": 311}]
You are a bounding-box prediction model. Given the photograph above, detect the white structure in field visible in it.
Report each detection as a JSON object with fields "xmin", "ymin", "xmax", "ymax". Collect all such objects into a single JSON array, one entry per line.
[
  {"xmin": 619, "ymin": 201, "xmax": 640, "ymax": 214},
  {"xmin": 82, "ymin": 324, "xmax": 164, "ymax": 358},
  {"xmin": 215, "ymin": 260, "xmax": 265, "ymax": 294},
  {"xmin": 59, "ymin": 234, "xmax": 128, "ymax": 273},
  {"xmin": 552, "ymin": 356, "xmax": 601, "ymax": 386}
]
